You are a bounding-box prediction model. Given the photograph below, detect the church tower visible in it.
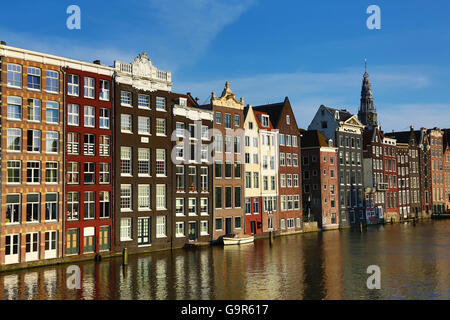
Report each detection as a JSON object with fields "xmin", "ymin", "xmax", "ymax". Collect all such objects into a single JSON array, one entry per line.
[{"xmin": 358, "ymin": 60, "xmax": 378, "ymax": 127}]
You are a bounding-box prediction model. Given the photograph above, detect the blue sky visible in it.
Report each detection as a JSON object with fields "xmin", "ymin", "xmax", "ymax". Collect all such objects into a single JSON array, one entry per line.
[{"xmin": 1, "ymin": 0, "xmax": 449, "ymax": 131}]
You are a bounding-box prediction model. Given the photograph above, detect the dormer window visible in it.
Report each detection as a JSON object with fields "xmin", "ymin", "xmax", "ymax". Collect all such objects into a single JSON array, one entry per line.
[
  {"xmin": 262, "ymin": 115, "xmax": 269, "ymax": 127},
  {"xmin": 335, "ymin": 111, "xmax": 340, "ymax": 120},
  {"xmin": 179, "ymin": 98, "xmax": 187, "ymax": 107},
  {"xmin": 249, "ymin": 122, "xmax": 253, "ymax": 130},
  {"xmin": 286, "ymin": 115, "xmax": 290, "ymax": 125}
]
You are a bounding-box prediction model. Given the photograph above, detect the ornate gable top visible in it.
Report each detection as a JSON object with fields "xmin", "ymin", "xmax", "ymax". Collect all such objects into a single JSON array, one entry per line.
[{"xmin": 212, "ymin": 81, "xmax": 244, "ymax": 109}]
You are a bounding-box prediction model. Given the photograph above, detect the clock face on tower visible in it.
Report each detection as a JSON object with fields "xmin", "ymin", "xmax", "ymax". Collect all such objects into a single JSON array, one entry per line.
[{"xmin": 367, "ymin": 113, "xmax": 373, "ymax": 123}]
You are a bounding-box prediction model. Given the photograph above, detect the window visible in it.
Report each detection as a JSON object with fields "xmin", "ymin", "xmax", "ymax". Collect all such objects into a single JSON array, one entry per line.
[
  {"xmin": 7, "ymin": 96, "xmax": 22, "ymax": 120},
  {"xmin": 121, "ymin": 147, "xmax": 132, "ymax": 176},
  {"xmin": 26, "ymin": 161, "xmax": 41, "ymax": 184},
  {"xmin": 262, "ymin": 115, "xmax": 269, "ymax": 127},
  {"xmin": 27, "ymin": 130, "xmax": 41, "ymax": 153},
  {"xmin": 200, "ymin": 221, "xmax": 209, "ymax": 235},
  {"xmin": 7, "ymin": 161, "xmax": 21, "ymax": 184},
  {"xmin": 6, "ymin": 195, "xmax": 21, "ymax": 224},
  {"xmin": 84, "ymin": 191, "xmax": 95, "ymax": 219},
  {"xmin": 99, "ymin": 135, "xmax": 110, "ymax": 156},
  {"xmin": 234, "ymin": 162, "xmax": 242, "ymax": 178},
  {"xmin": 201, "ymin": 126, "xmax": 209, "ymax": 140},
  {"xmin": 137, "ymin": 148, "xmax": 151, "ymax": 176},
  {"xmin": 176, "ymin": 221, "xmax": 185, "ymax": 237},
  {"xmin": 27, "ymin": 67, "xmax": 41, "ymax": 90},
  {"xmin": 84, "ymin": 162, "xmax": 95, "ymax": 184},
  {"xmin": 120, "ymin": 185, "xmax": 132, "ymax": 211},
  {"xmin": 254, "ymin": 172, "xmax": 259, "ymax": 188},
  {"xmin": 84, "ymin": 134, "xmax": 95, "ymax": 155},
  {"xmin": 156, "ymin": 149, "xmax": 166, "ymax": 176},
  {"xmin": 286, "ymin": 153, "xmax": 292, "ymax": 166},
  {"xmin": 188, "ymin": 198, "xmax": 197, "ymax": 215},
  {"xmin": 201, "ymin": 198, "xmax": 208, "ymax": 215},
  {"xmin": 67, "ymin": 74, "xmax": 79, "ymax": 95},
  {"xmin": 224, "ymin": 114, "xmax": 232, "ymax": 128},
  {"xmin": 225, "ymin": 187, "xmax": 232, "ymax": 208},
  {"xmin": 215, "ymin": 218, "xmax": 223, "ymax": 231},
  {"xmin": 215, "ymin": 135, "xmax": 223, "ymax": 153},
  {"xmin": 156, "ymin": 184, "xmax": 166, "ymax": 210},
  {"xmin": 45, "ymin": 162, "xmax": 58, "ymax": 184},
  {"xmin": 97, "ymin": 108, "xmax": 110, "ymax": 129},
  {"xmin": 234, "ymin": 115, "xmax": 240, "ymax": 126},
  {"xmin": 84, "ymin": 77, "xmax": 95, "ymax": 98},
  {"xmin": 201, "ymin": 167, "xmax": 208, "ymax": 191},
  {"xmin": 216, "ymin": 112, "xmax": 222, "ymax": 124},
  {"xmin": 120, "ymin": 218, "xmax": 132, "ymax": 241},
  {"xmin": 225, "ymin": 162, "xmax": 232, "ymax": 178},
  {"xmin": 234, "ymin": 137, "xmax": 241, "ymax": 154},
  {"xmin": 67, "ymin": 132, "xmax": 79, "ymax": 155},
  {"xmin": 46, "ymin": 101, "xmax": 59, "ymax": 124},
  {"xmin": 138, "ymin": 116, "xmax": 151, "ymax": 135},
  {"xmin": 280, "ymin": 153, "xmax": 285, "ymax": 166},
  {"xmin": 45, "ymin": 193, "xmax": 58, "ymax": 221},
  {"xmin": 188, "ymin": 166, "xmax": 197, "ymax": 191},
  {"xmin": 156, "ymin": 118, "xmax": 166, "ymax": 135},
  {"xmin": 100, "ymin": 191, "xmax": 110, "ymax": 218},
  {"xmin": 286, "ymin": 135, "xmax": 291, "ymax": 146},
  {"xmin": 67, "ymin": 162, "xmax": 79, "ymax": 184},
  {"xmin": 245, "ymin": 172, "xmax": 252, "ymax": 188},
  {"xmin": 156, "ymin": 97, "xmax": 166, "ymax": 111},
  {"xmin": 156, "ymin": 216, "xmax": 167, "ymax": 237},
  {"xmin": 225, "ymin": 136, "xmax": 232, "ymax": 153},
  {"xmin": 138, "ymin": 94, "xmax": 150, "ymax": 109},
  {"xmin": 26, "ymin": 193, "xmax": 40, "ymax": 223},
  {"xmin": 7, "ymin": 64, "xmax": 22, "ymax": 88},
  {"xmin": 121, "ymin": 91, "xmax": 132, "ymax": 106},
  {"xmin": 28, "ymin": 98, "xmax": 41, "ymax": 122},
  {"xmin": 99, "ymin": 80, "xmax": 110, "ymax": 101},
  {"xmin": 215, "ymin": 187, "xmax": 222, "ymax": 208},
  {"xmin": 138, "ymin": 185, "xmax": 151, "ymax": 211},
  {"xmin": 176, "ymin": 198, "xmax": 185, "ymax": 216},
  {"xmin": 68, "ymin": 104, "xmax": 79, "ymax": 126},
  {"xmin": 215, "ymin": 161, "xmax": 223, "ymax": 178},
  {"xmin": 235, "ymin": 217, "xmax": 242, "ymax": 229},
  {"xmin": 292, "ymin": 136, "xmax": 298, "ymax": 147},
  {"xmin": 46, "ymin": 131, "xmax": 59, "ymax": 153},
  {"xmin": 235, "ymin": 187, "xmax": 242, "ymax": 208},
  {"xmin": 121, "ymin": 114, "xmax": 132, "ymax": 132}
]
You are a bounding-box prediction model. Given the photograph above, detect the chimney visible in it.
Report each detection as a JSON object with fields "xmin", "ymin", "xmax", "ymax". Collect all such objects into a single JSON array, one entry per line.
[
  {"xmin": 195, "ymin": 97, "xmax": 199, "ymax": 102},
  {"xmin": 93, "ymin": 60, "xmax": 101, "ymax": 65},
  {"xmin": 410, "ymin": 125, "xmax": 414, "ymax": 130},
  {"xmin": 0, "ymin": 40, "xmax": 6, "ymax": 45}
]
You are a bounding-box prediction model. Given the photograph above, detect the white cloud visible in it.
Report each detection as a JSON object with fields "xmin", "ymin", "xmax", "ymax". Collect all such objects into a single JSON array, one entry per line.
[{"xmin": 174, "ymin": 65, "xmax": 441, "ymax": 129}]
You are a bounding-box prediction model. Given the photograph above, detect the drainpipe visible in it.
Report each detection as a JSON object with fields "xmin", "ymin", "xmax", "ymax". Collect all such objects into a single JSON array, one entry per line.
[{"xmin": 61, "ymin": 66, "xmax": 66, "ymax": 259}]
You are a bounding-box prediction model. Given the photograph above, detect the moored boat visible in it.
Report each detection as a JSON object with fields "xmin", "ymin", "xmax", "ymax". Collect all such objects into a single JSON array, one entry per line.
[{"xmin": 222, "ymin": 234, "xmax": 254, "ymax": 245}]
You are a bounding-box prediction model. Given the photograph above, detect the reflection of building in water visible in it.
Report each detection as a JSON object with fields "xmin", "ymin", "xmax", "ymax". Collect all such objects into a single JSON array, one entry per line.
[
  {"xmin": 43, "ymin": 269, "xmax": 57, "ymax": 299},
  {"xmin": 2, "ymin": 274, "xmax": 19, "ymax": 300},
  {"xmin": 321, "ymin": 231, "xmax": 344, "ymax": 299},
  {"xmin": 24, "ymin": 272, "xmax": 38, "ymax": 299}
]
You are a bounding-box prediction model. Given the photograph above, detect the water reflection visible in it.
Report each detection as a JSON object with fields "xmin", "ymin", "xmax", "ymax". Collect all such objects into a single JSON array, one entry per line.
[{"xmin": 0, "ymin": 220, "xmax": 448, "ymax": 300}]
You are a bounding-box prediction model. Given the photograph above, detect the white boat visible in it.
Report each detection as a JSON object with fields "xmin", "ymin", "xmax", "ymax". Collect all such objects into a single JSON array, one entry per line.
[{"xmin": 222, "ymin": 234, "xmax": 254, "ymax": 245}]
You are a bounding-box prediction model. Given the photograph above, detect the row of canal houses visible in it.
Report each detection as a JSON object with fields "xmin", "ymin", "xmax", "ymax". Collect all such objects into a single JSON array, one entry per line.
[{"xmin": 0, "ymin": 42, "xmax": 449, "ymax": 270}]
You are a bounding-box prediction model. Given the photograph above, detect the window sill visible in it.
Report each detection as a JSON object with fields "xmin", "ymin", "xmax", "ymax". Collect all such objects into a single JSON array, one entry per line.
[{"xmin": 120, "ymin": 238, "xmax": 133, "ymax": 242}]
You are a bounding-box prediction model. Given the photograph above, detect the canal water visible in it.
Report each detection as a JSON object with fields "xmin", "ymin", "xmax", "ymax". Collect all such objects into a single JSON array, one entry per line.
[{"xmin": 1, "ymin": 220, "xmax": 449, "ymax": 300}]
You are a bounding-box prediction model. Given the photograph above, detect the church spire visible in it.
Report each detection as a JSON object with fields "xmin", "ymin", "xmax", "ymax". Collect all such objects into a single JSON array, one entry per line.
[{"xmin": 358, "ymin": 59, "xmax": 378, "ymax": 127}]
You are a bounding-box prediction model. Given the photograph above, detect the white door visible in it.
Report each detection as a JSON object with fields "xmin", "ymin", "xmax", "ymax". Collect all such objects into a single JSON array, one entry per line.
[
  {"xmin": 5, "ymin": 234, "xmax": 20, "ymax": 265},
  {"xmin": 25, "ymin": 232, "xmax": 39, "ymax": 262},
  {"xmin": 44, "ymin": 231, "xmax": 57, "ymax": 259}
]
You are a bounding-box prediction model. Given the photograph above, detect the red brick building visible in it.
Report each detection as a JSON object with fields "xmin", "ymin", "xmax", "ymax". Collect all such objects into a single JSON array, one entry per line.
[
  {"xmin": 444, "ymin": 129, "xmax": 450, "ymax": 212},
  {"xmin": 254, "ymin": 97, "xmax": 302, "ymax": 234},
  {"xmin": 382, "ymin": 136, "xmax": 399, "ymax": 222},
  {"xmin": 64, "ymin": 63, "xmax": 114, "ymax": 256},
  {"xmin": 301, "ymin": 130, "xmax": 339, "ymax": 229},
  {"xmin": 428, "ymin": 128, "xmax": 445, "ymax": 214}
]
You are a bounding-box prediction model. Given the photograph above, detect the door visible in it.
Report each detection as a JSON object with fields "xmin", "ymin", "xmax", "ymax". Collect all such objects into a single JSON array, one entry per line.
[
  {"xmin": 99, "ymin": 226, "xmax": 110, "ymax": 251},
  {"xmin": 5, "ymin": 234, "xmax": 20, "ymax": 265},
  {"xmin": 225, "ymin": 218, "xmax": 232, "ymax": 234},
  {"xmin": 44, "ymin": 231, "xmax": 57, "ymax": 259},
  {"xmin": 25, "ymin": 232, "xmax": 39, "ymax": 262},
  {"xmin": 250, "ymin": 221, "xmax": 256, "ymax": 234},
  {"xmin": 188, "ymin": 222, "xmax": 197, "ymax": 241},
  {"xmin": 66, "ymin": 229, "xmax": 79, "ymax": 255}
]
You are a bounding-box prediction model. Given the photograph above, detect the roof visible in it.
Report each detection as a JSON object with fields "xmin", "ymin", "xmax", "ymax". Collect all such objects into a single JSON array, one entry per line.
[
  {"xmin": 384, "ymin": 131, "xmax": 412, "ymax": 144},
  {"xmin": 253, "ymin": 110, "xmax": 275, "ymax": 130},
  {"xmin": 443, "ymin": 129, "xmax": 450, "ymax": 151},
  {"xmin": 322, "ymin": 105, "xmax": 354, "ymax": 122},
  {"xmin": 252, "ymin": 100, "xmax": 286, "ymax": 128},
  {"xmin": 301, "ymin": 130, "xmax": 334, "ymax": 148}
]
